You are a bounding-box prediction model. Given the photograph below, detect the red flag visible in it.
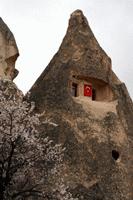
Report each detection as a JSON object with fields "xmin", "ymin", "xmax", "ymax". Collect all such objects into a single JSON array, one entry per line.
[{"xmin": 84, "ymin": 84, "xmax": 92, "ymax": 97}]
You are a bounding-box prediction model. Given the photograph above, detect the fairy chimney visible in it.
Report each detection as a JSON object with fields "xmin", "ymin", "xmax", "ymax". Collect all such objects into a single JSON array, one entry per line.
[
  {"xmin": 0, "ymin": 18, "xmax": 19, "ymax": 80},
  {"xmin": 29, "ymin": 10, "xmax": 132, "ymax": 200}
]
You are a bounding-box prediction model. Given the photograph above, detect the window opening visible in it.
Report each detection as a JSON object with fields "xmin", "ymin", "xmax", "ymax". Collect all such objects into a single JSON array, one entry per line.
[
  {"xmin": 112, "ymin": 150, "xmax": 119, "ymax": 161},
  {"xmin": 72, "ymin": 83, "xmax": 78, "ymax": 97},
  {"xmin": 92, "ymin": 88, "xmax": 96, "ymax": 100}
]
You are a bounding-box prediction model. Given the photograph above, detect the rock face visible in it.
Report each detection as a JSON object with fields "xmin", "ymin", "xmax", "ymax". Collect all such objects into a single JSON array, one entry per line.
[
  {"xmin": 29, "ymin": 10, "xmax": 133, "ymax": 200},
  {"xmin": 0, "ymin": 18, "xmax": 19, "ymax": 80}
]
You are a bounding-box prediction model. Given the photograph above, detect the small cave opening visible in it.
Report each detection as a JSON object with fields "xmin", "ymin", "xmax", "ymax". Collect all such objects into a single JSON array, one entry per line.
[{"xmin": 112, "ymin": 150, "xmax": 119, "ymax": 161}]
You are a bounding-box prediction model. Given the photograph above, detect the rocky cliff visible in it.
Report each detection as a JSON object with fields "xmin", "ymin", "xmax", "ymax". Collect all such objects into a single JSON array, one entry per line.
[
  {"xmin": 29, "ymin": 10, "xmax": 132, "ymax": 200},
  {"xmin": 0, "ymin": 18, "xmax": 19, "ymax": 80}
]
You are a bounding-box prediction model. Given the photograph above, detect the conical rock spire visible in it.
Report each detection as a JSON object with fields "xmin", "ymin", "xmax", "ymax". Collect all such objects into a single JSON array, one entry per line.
[{"xmin": 29, "ymin": 11, "xmax": 133, "ymax": 200}]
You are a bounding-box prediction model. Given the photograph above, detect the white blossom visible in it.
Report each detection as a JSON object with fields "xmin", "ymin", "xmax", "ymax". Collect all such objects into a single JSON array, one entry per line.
[{"xmin": 0, "ymin": 79, "xmax": 77, "ymax": 200}]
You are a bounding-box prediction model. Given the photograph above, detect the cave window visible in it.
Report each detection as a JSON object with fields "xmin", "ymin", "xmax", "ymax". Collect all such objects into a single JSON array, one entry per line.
[
  {"xmin": 72, "ymin": 83, "xmax": 78, "ymax": 97},
  {"xmin": 92, "ymin": 88, "xmax": 96, "ymax": 101},
  {"xmin": 112, "ymin": 150, "xmax": 119, "ymax": 161}
]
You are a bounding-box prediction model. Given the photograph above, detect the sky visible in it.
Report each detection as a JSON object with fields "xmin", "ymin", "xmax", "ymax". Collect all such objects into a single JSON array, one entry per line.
[{"xmin": 0, "ymin": 0, "xmax": 133, "ymax": 98}]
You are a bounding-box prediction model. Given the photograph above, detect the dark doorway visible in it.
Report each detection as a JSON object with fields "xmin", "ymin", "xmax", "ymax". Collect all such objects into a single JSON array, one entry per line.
[
  {"xmin": 92, "ymin": 88, "xmax": 96, "ymax": 100},
  {"xmin": 72, "ymin": 83, "xmax": 78, "ymax": 97}
]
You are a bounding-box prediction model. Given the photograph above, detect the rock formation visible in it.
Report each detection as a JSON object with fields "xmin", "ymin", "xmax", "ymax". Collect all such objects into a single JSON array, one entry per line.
[
  {"xmin": 0, "ymin": 18, "xmax": 19, "ymax": 80},
  {"xmin": 29, "ymin": 10, "xmax": 133, "ymax": 200}
]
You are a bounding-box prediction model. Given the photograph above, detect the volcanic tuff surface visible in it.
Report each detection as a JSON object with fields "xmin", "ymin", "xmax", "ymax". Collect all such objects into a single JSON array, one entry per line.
[
  {"xmin": 29, "ymin": 10, "xmax": 133, "ymax": 200},
  {"xmin": 0, "ymin": 18, "xmax": 19, "ymax": 80}
]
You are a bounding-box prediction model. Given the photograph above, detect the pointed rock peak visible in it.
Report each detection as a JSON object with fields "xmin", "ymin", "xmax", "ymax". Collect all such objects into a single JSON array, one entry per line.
[
  {"xmin": 58, "ymin": 10, "xmax": 112, "ymax": 75},
  {"xmin": 70, "ymin": 9, "xmax": 87, "ymax": 21},
  {"xmin": 69, "ymin": 9, "xmax": 89, "ymax": 26},
  {"xmin": 71, "ymin": 9, "xmax": 83, "ymax": 15},
  {"xmin": 60, "ymin": 10, "xmax": 107, "ymax": 56}
]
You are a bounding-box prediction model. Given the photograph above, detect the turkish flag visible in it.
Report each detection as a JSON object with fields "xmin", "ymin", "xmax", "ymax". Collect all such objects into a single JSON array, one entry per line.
[{"xmin": 84, "ymin": 84, "xmax": 92, "ymax": 97}]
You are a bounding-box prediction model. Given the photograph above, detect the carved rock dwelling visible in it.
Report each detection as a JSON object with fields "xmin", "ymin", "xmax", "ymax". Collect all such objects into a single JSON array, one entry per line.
[{"xmin": 0, "ymin": 10, "xmax": 133, "ymax": 200}]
